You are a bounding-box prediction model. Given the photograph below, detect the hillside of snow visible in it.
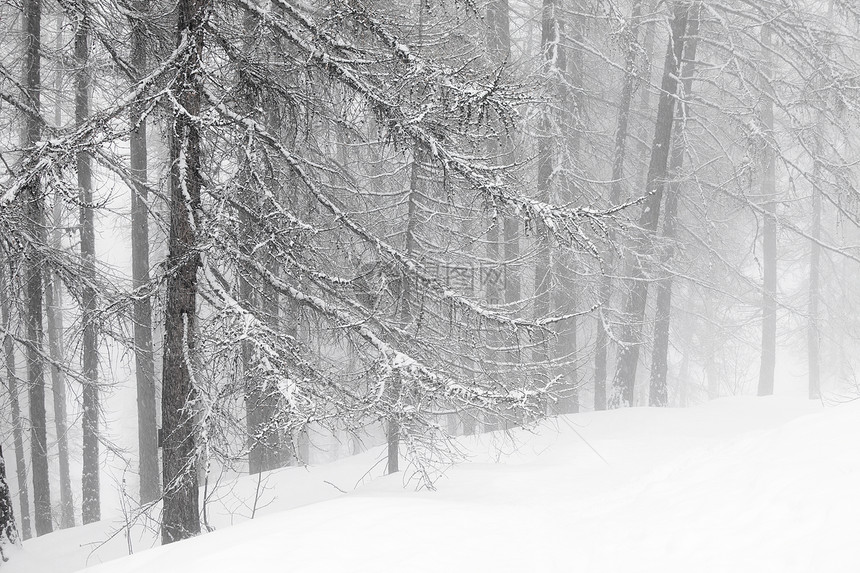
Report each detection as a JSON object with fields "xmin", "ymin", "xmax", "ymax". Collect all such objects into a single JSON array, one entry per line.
[{"xmin": 5, "ymin": 395, "xmax": 859, "ymax": 573}]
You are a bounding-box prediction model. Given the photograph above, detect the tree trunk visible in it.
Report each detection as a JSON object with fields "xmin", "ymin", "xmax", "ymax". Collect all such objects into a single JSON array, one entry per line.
[
  {"xmin": 757, "ymin": 23, "xmax": 777, "ymax": 397},
  {"xmin": 242, "ymin": 260, "xmax": 286, "ymax": 473},
  {"xmin": 594, "ymin": 0, "xmax": 643, "ymax": 411},
  {"xmin": 161, "ymin": 0, "xmax": 206, "ymax": 544},
  {"xmin": 634, "ymin": 14, "xmax": 658, "ymax": 191},
  {"xmin": 239, "ymin": 269, "xmax": 260, "ymax": 473},
  {"xmin": 129, "ymin": 0, "xmax": 160, "ymax": 504},
  {"xmin": 75, "ymin": 17, "xmax": 101, "ymax": 525},
  {"xmin": 532, "ymin": 242, "xmax": 550, "ymax": 414},
  {"xmin": 705, "ymin": 311, "xmax": 720, "ymax": 400},
  {"xmin": 22, "ymin": 0, "xmax": 53, "ymax": 535},
  {"xmin": 677, "ymin": 351, "xmax": 690, "ymax": 407},
  {"xmin": 649, "ymin": 5, "xmax": 699, "ymax": 407},
  {"xmin": 456, "ymin": 170, "xmax": 478, "ymax": 435},
  {"xmin": 551, "ymin": 0, "xmax": 585, "ymax": 416},
  {"xmin": 807, "ymin": 171, "xmax": 820, "ymax": 400},
  {"xmin": 533, "ymin": 0, "xmax": 566, "ymax": 416},
  {"xmin": 45, "ymin": 204, "xmax": 74, "ymax": 528},
  {"xmin": 487, "ymin": 0, "xmax": 520, "ymax": 328},
  {"xmin": 807, "ymin": 0, "xmax": 831, "ymax": 401},
  {"xmin": 259, "ymin": 234, "xmax": 286, "ymax": 470},
  {"xmin": 497, "ymin": 0, "xmax": 520, "ymax": 388},
  {"xmin": 611, "ymin": 4, "xmax": 689, "ymax": 408},
  {"xmin": 46, "ymin": 14, "xmax": 75, "ymax": 529},
  {"xmin": 387, "ymin": 149, "xmax": 422, "ymax": 473},
  {"xmin": 482, "ymin": 0, "xmax": 512, "ymax": 433},
  {"xmin": 0, "ymin": 446, "xmax": 19, "ymax": 550},
  {"xmin": 553, "ymin": 275, "xmax": 579, "ymax": 415},
  {"xmin": 0, "ymin": 264, "xmax": 30, "ymax": 540}
]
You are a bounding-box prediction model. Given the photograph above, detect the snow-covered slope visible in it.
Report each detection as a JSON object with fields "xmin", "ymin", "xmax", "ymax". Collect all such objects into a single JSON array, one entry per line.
[{"xmin": 9, "ymin": 396, "xmax": 860, "ymax": 573}]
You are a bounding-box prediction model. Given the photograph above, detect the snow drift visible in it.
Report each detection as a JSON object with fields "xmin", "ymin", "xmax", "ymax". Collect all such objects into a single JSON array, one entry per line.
[{"xmin": 6, "ymin": 395, "xmax": 859, "ymax": 573}]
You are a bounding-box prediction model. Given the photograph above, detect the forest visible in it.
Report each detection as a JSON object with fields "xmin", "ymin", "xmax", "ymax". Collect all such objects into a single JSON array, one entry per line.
[{"xmin": 1, "ymin": 0, "xmax": 859, "ymax": 567}]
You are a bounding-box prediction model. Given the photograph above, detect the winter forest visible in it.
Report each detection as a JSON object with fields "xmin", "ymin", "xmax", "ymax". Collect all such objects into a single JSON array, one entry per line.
[{"xmin": 1, "ymin": 0, "xmax": 860, "ymax": 569}]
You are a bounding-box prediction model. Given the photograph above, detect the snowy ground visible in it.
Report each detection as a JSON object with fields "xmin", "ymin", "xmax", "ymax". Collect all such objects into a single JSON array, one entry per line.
[{"xmin": 5, "ymin": 395, "xmax": 859, "ymax": 573}]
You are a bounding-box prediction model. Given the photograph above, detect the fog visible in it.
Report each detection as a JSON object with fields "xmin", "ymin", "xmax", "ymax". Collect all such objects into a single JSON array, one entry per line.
[{"xmin": 1, "ymin": 0, "xmax": 859, "ymax": 569}]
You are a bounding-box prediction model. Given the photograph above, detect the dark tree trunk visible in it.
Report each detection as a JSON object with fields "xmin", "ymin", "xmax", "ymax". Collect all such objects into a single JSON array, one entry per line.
[
  {"xmin": 45, "ymin": 203, "xmax": 74, "ymax": 528},
  {"xmin": 483, "ymin": 223, "xmax": 500, "ymax": 433},
  {"xmin": 553, "ymin": 275, "xmax": 579, "ymax": 415},
  {"xmin": 649, "ymin": 6, "xmax": 700, "ymax": 407},
  {"xmin": 482, "ymin": 0, "xmax": 512, "ymax": 433},
  {"xmin": 76, "ymin": 17, "xmax": 100, "ymax": 525},
  {"xmin": 259, "ymin": 247, "xmax": 285, "ymax": 470},
  {"xmin": 532, "ymin": 149, "xmax": 551, "ymax": 412},
  {"xmin": 757, "ymin": 23, "xmax": 777, "ymax": 397},
  {"xmin": 456, "ymin": 170, "xmax": 478, "ymax": 435},
  {"xmin": 634, "ymin": 15, "xmax": 658, "ymax": 191},
  {"xmin": 0, "ymin": 264, "xmax": 30, "ymax": 540},
  {"xmin": 487, "ymin": 0, "xmax": 522, "ymax": 429},
  {"xmin": 550, "ymin": 0, "xmax": 584, "ymax": 417},
  {"xmin": 0, "ymin": 446, "xmax": 19, "ymax": 554},
  {"xmin": 594, "ymin": 0, "xmax": 643, "ymax": 411},
  {"xmin": 242, "ymin": 265, "xmax": 285, "ymax": 473},
  {"xmin": 239, "ymin": 270, "xmax": 260, "ymax": 473},
  {"xmin": 161, "ymin": 0, "xmax": 206, "ymax": 544},
  {"xmin": 487, "ymin": 0, "xmax": 520, "ymax": 321},
  {"xmin": 386, "ymin": 369, "xmax": 402, "ymax": 474},
  {"xmin": 611, "ymin": 4, "xmax": 689, "ymax": 408},
  {"xmin": 238, "ymin": 233, "xmax": 266, "ymax": 474},
  {"xmin": 48, "ymin": 16, "xmax": 74, "ymax": 525},
  {"xmin": 533, "ymin": 0, "xmax": 566, "ymax": 416},
  {"xmin": 387, "ymin": 149, "xmax": 421, "ymax": 473},
  {"xmin": 241, "ymin": 16, "xmax": 287, "ymax": 474},
  {"xmin": 45, "ymin": 17, "xmax": 75, "ymax": 529},
  {"xmin": 129, "ymin": 0, "xmax": 160, "ymax": 504},
  {"xmin": 22, "ymin": 0, "xmax": 53, "ymax": 535}
]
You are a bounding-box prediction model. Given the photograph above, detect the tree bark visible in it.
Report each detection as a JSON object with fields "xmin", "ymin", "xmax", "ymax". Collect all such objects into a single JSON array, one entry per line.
[
  {"xmin": 259, "ymin": 227, "xmax": 286, "ymax": 470},
  {"xmin": 387, "ymin": 149, "xmax": 422, "ymax": 473},
  {"xmin": 487, "ymin": 0, "xmax": 520, "ymax": 326},
  {"xmin": 161, "ymin": 0, "xmax": 206, "ymax": 543},
  {"xmin": 594, "ymin": 0, "xmax": 643, "ymax": 411},
  {"xmin": 22, "ymin": 0, "xmax": 53, "ymax": 535},
  {"xmin": 46, "ymin": 14, "xmax": 75, "ymax": 528},
  {"xmin": 239, "ymin": 268, "xmax": 261, "ymax": 473},
  {"xmin": 45, "ymin": 205, "xmax": 74, "ymax": 528},
  {"xmin": 486, "ymin": 0, "xmax": 518, "ymax": 430},
  {"xmin": 75, "ymin": 16, "xmax": 101, "ymax": 525},
  {"xmin": 551, "ymin": 0, "xmax": 585, "ymax": 416},
  {"xmin": 533, "ymin": 0, "xmax": 565, "ymax": 416},
  {"xmin": 649, "ymin": 5, "xmax": 699, "ymax": 407},
  {"xmin": 757, "ymin": 23, "xmax": 777, "ymax": 397},
  {"xmin": 242, "ymin": 255, "xmax": 286, "ymax": 473},
  {"xmin": 0, "ymin": 264, "xmax": 30, "ymax": 540},
  {"xmin": 611, "ymin": 4, "xmax": 689, "ymax": 408},
  {"xmin": 634, "ymin": 14, "xmax": 658, "ymax": 191},
  {"xmin": 553, "ymin": 276, "xmax": 579, "ymax": 414},
  {"xmin": 239, "ymin": 33, "xmax": 287, "ymax": 477},
  {"xmin": 129, "ymin": 0, "xmax": 160, "ymax": 504},
  {"xmin": 0, "ymin": 445, "xmax": 19, "ymax": 549}
]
